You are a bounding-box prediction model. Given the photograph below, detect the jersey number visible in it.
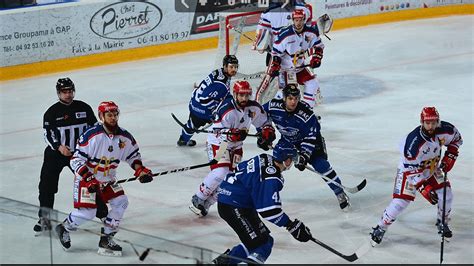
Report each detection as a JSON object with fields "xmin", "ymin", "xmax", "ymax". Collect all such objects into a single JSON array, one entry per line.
[{"xmin": 272, "ymin": 192, "xmax": 281, "ymax": 203}]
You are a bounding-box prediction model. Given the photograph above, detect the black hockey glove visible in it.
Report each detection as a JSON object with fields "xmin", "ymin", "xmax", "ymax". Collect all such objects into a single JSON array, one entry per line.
[
  {"xmin": 286, "ymin": 219, "xmax": 312, "ymax": 242},
  {"xmin": 295, "ymin": 152, "xmax": 310, "ymax": 171}
]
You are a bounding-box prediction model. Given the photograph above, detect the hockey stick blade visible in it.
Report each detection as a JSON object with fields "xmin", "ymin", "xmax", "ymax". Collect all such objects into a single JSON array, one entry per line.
[
  {"xmin": 311, "ymin": 237, "xmax": 360, "ymax": 262},
  {"xmin": 305, "ymin": 165, "xmax": 366, "ymax": 194}
]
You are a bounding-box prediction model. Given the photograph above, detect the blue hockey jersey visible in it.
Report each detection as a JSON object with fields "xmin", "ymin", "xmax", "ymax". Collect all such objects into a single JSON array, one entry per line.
[
  {"xmin": 189, "ymin": 68, "xmax": 232, "ymax": 120},
  {"xmin": 218, "ymin": 153, "xmax": 290, "ymax": 227},
  {"xmin": 263, "ymin": 98, "xmax": 320, "ymax": 155}
]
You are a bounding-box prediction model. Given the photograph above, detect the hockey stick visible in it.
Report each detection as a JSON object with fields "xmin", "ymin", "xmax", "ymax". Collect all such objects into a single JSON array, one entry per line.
[
  {"xmin": 305, "ymin": 165, "xmax": 367, "ymax": 194},
  {"xmin": 171, "ymin": 113, "xmax": 260, "ymax": 137},
  {"xmin": 113, "ymin": 142, "xmax": 229, "ymax": 185},
  {"xmin": 311, "ymin": 237, "xmax": 368, "ymax": 262},
  {"xmin": 226, "ymin": 24, "xmax": 255, "ymax": 43},
  {"xmin": 440, "ymin": 171, "xmax": 448, "ymax": 264}
]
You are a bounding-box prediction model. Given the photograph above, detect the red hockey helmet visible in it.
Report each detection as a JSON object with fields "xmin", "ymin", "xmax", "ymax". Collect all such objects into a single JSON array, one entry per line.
[
  {"xmin": 233, "ymin": 80, "xmax": 252, "ymax": 95},
  {"xmin": 291, "ymin": 9, "xmax": 305, "ymax": 20},
  {"xmin": 98, "ymin": 101, "xmax": 119, "ymax": 116},
  {"xmin": 420, "ymin": 107, "xmax": 439, "ymax": 123}
]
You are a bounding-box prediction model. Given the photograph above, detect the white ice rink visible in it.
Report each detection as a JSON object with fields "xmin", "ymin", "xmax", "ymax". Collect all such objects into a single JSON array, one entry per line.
[{"xmin": 0, "ymin": 15, "xmax": 473, "ymax": 264}]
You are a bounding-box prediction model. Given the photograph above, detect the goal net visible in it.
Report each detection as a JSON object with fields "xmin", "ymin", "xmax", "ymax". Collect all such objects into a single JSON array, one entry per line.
[{"xmin": 215, "ymin": 11, "xmax": 279, "ymax": 103}]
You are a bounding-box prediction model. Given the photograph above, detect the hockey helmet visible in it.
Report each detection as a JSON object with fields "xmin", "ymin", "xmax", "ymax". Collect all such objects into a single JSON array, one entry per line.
[
  {"xmin": 282, "ymin": 84, "xmax": 300, "ymax": 98},
  {"xmin": 291, "ymin": 9, "xmax": 305, "ymax": 20},
  {"xmin": 56, "ymin": 78, "xmax": 75, "ymax": 92},
  {"xmin": 98, "ymin": 101, "xmax": 120, "ymax": 116},
  {"xmin": 233, "ymin": 80, "xmax": 252, "ymax": 95},
  {"xmin": 273, "ymin": 145, "xmax": 298, "ymax": 163},
  {"xmin": 420, "ymin": 107, "xmax": 439, "ymax": 123},
  {"xmin": 223, "ymin": 54, "xmax": 239, "ymax": 66}
]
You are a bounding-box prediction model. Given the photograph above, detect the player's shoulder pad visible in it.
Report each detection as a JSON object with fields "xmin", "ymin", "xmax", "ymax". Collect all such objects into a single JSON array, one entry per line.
[
  {"xmin": 259, "ymin": 154, "xmax": 284, "ymax": 183},
  {"xmin": 294, "ymin": 102, "xmax": 315, "ymax": 122},
  {"xmin": 304, "ymin": 24, "xmax": 320, "ymax": 36},
  {"xmin": 275, "ymin": 25, "xmax": 294, "ymax": 43},
  {"xmin": 245, "ymin": 100, "xmax": 265, "ymax": 113},
  {"xmin": 216, "ymin": 97, "xmax": 236, "ymax": 117},
  {"xmin": 211, "ymin": 68, "xmax": 229, "ymax": 83},
  {"xmin": 116, "ymin": 127, "xmax": 137, "ymax": 145},
  {"xmin": 404, "ymin": 126, "xmax": 426, "ymax": 160},
  {"xmin": 77, "ymin": 124, "xmax": 104, "ymax": 144},
  {"xmin": 436, "ymin": 121, "xmax": 456, "ymax": 135},
  {"xmin": 268, "ymin": 98, "xmax": 285, "ymax": 111}
]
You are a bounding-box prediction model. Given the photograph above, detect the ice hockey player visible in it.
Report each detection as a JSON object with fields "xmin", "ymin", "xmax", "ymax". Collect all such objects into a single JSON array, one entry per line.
[
  {"xmin": 212, "ymin": 146, "xmax": 312, "ymax": 264},
  {"xmin": 55, "ymin": 101, "xmax": 154, "ymax": 256},
  {"xmin": 189, "ymin": 80, "xmax": 276, "ymax": 217},
  {"xmin": 263, "ymin": 84, "xmax": 351, "ymax": 211},
  {"xmin": 176, "ymin": 55, "xmax": 239, "ymax": 147},
  {"xmin": 253, "ymin": 0, "xmax": 313, "ymax": 65},
  {"xmin": 268, "ymin": 9, "xmax": 324, "ymax": 108},
  {"xmin": 370, "ymin": 107, "xmax": 462, "ymax": 246}
]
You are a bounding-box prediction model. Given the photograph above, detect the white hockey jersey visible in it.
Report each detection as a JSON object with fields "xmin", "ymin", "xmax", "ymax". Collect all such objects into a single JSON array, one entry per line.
[
  {"xmin": 207, "ymin": 97, "xmax": 270, "ymax": 150},
  {"xmin": 70, "ymin": 124, "xmax": 143, "ymax": 183},
  {"xmin": 254, "ymin": 2, "xmax": 312, "ymax": 52},
  {"xmin": 272, "ymin": 23, "xmax": 324, "ymax": 70},
  {"xmin": 396, "ymin": 121, "xmax": 462, "ymax": 187}
]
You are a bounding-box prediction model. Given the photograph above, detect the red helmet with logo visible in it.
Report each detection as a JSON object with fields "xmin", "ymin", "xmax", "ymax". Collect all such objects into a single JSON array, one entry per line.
[
  {"xmin": 420, "ymin": 107, "xmax": 439, "ymax": 123},
  {"xmin": 233, "ymin": 80, "xmax": 252, "ymax": 95},
  {"xmin": 291, "ymin": 9, "xmax": 305, "ymax": 20},
  {"xmin": 98, "ymin": 101, "xmax": 119, "ymax": 116}
]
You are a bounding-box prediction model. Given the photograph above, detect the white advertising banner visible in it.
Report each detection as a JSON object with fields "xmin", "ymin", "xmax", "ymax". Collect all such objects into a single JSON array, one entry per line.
[
  {"xmin": 312, "ymin": 0, "xmax": 471, "ymax": 18},
  {"xmin": 0, "ymin": 1, "xmax": 194, "ymax": 67}
]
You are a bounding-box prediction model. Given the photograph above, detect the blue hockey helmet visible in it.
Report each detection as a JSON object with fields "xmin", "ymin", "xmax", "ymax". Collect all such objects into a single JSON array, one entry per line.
[{"xmin": 273, "ymin": 145, "xmax": 297, "ymax": 163}]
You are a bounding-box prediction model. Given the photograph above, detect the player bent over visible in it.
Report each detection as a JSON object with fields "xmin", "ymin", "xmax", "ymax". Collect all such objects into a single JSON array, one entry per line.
[
  {"xmin": 213, "ymin": 146, "xmax": 312, "ymax": 264},
  {"xmin": 176, "ymin": 55, "xmax": 239, "ymax": 146},
  {"xmin": 55, "ymin": 101, "xmax": 154, "ymax": 256},
  {"xmin": 370, "ymin": 107, "xmax": 462, "ymax": 246},
  {"xmin": 189, "ymin": 81, "xmax": 276, "ymax": 216}
]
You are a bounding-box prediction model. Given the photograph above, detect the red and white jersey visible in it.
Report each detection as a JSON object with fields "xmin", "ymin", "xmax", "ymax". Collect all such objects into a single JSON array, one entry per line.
[
  {"xmin": 70, "ymin": 124, "xmax": 142, "ymax": 184},
  {"xmin": 255, "ymin": 3, "xmax": 312, "ymax": 49},
  {"xmin": 272, "ymin": 23, "xmax": 324, "ymax": 70},
  {"xmin": 207, "ymin": 97, "xmax": 270, "ymax": 149},
  {"xmin": 396, "ymin": 121, "xmax": 462, "ymax": 185}
]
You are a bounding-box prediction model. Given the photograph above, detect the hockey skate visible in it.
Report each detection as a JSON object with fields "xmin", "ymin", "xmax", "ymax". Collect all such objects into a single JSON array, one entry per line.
[
  {"xmin": 189, "ymin": 194, "xmax": 208, "ymax": 217},
  {"xmin": 336, "ymin": 191, "xmax": 350, "ymax": 211},
  {"xmin": 33, "ymin": 217, "xmax": 51, "ymax": 236},
  {"xmin": 98, "ymin": 228, "xmax": 122, "ymax": 257},
  {"xmin": 436, "ymin": 219, "xmax": 452, "ymax": 239},
  {"xmin": 212, "ymin": 249, "xmax": 231, "ymax": 264},
  {"xmin": 370, "ymin": 225, "xmax": 386, "ymax": 247},
  {"xmin": 55, "ymin": 223, "xmax": 71, "ymax": 250},
  {"xmin": 177, "ymin": 137, "xmax": 196, "ymax": 147}
]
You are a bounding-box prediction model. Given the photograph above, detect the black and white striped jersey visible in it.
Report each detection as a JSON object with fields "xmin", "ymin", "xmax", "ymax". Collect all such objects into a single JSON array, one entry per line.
[{"xmin": 43, "ymin": 100, "xmax": 97, "ymax": 151}]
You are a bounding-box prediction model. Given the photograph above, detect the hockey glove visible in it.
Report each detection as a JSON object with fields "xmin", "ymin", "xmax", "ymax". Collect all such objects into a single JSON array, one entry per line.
[
  {"xmin": 268, "ymin": 56, "xmax": 282, "ymax": 77},
  {"xmin": 440, "ymin": 146, "xmax": 458, "ymax": 173},
  {"xmin": 310, "ymin": 47, "xmax": 323, "ymax": 68},
  {"xmin": 257, "ymin": 125, "xmax": 276, "ymax": 151},
  {"xmin": 83, "ymin": 172, "xmax": 100, "ymax": 193},
  {"xmin": 134, "ymin": 166, "xmax": 153, "ymax": 183},
  {"xmin": 417, "ymin": 182, "xmax": 438, "ymax": 205},
  {"xmin": 227, "ymin": 128, "xmax": 248, "ymax": 142},
  {"xmin": 294, "ymin": 152, "xmax": 311, "ymax": 171},
  {"xmin": 286, "ymin": 219, "xmax": 312, "ymax": 242}
]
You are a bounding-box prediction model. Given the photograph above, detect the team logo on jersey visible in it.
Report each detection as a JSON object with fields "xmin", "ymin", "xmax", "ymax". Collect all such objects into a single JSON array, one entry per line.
[
  {"xmin": 108, "ymin": 145, "xmax": 113, "ymax": 152},
  {"xmin": 118, "ymin": 139, "xmax": 126, "ymax": 149},
  {"xmin": 265, "ymin": 166, "xmax": 277, "ymax": 175},
  {"xmin": 75, "ymin": 112, "xmax": 87, "ymax": 119}
]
